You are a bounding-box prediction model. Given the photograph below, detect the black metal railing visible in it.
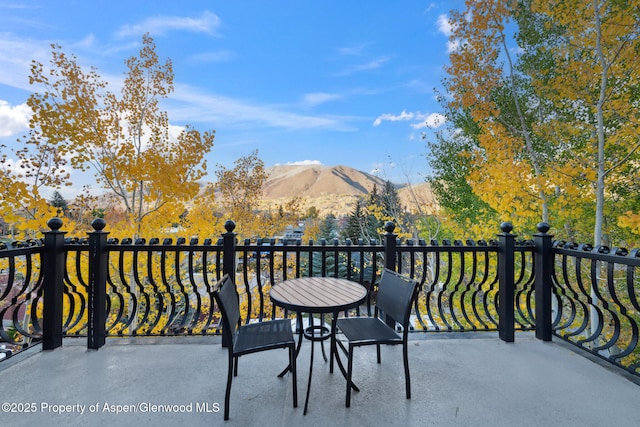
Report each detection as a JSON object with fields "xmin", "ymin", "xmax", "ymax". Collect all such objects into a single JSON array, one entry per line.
[
  {"xmin": 550, "ymin": 239, "xmax": 640, "ymax": 375},
  {"xmin": 0, "ymin": 218, "xmax": 638, "ymax": 380},
  {"xmin": 0, "ymin": 238, "xmax": 44, "ymax": 359}
]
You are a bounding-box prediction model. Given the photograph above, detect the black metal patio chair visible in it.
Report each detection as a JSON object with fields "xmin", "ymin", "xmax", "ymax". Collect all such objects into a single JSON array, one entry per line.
[
  {"xmin": 335, "ymin": 268, "xmax": 418, "ymax": 407},
  {"xmin": 213, "ymin": 274, "xmax": 298, "ymax": 420}
]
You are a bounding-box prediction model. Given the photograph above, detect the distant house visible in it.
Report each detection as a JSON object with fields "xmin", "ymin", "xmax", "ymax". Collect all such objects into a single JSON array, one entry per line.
[{"xmin": 283, "ymin": 224, "xmax": 304, "ymax": 244}]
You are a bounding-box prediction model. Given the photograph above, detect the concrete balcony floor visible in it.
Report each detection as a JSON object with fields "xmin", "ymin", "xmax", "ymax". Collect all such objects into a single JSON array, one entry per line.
[{"xmin": 1, "ymin": 333, "xmax": 639, "ymax": 427}]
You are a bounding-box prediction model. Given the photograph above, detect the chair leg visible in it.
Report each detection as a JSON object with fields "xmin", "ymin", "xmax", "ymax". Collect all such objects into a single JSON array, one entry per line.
[
  {"xmin": 346, "ymin": 345, "xmax": 354, "ymax": 408},
  {"xmin": 233, "ymin": 356, "xmax": 239, "ymax": 376},
  {"xmin": 403, "ymin": 343, "xmax": 411, "ymax": 399},
  {"xmin": 376, "ymin": 344, "xmax": 381, "ymax": 363},
  {"xmin": 224, "ymin": 355, "xmax": 234, "ymax": 420},
  {"xmin": 290, "ymin": 345, "xmax": 298, "ymax": 408}
]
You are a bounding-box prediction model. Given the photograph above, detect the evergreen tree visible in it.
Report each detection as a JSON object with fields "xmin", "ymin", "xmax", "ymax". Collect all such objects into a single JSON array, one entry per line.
[
  {"xmin": 380, "ymin": 180, "xmax": 403, "ymax": 225},
  {"xmin": 49, "ymin": 191, "xmax": 68, "ymax": 215},
  {"xmin": 317, "ymin": 213, "xmax": 338, "ymax": 241},
  {"xmin": 341, "ymin": 200, "xmax": 363, "ymax": 242},
  {"xmin": 341, "ymin": 199, "xmax": 379, "ymax": 243},
  {"xmin": 365, "ymin": 180, "xmax": 408, "ymax": 235}
]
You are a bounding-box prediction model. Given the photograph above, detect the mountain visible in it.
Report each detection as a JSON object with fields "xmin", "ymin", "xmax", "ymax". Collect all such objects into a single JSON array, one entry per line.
[
  {"xmin": 259, "ymin": 164, "xmax": 434, "ymax": 217},
  {"xmin": 263, "ymin": 164, "xmax": 387, "ymax": 199}
]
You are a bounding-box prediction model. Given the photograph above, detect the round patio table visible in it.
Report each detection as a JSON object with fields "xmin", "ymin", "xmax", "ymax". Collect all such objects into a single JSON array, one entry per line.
[{"xmin": 270, "ymin": 277, "xmax": 367, "ymax": 415}]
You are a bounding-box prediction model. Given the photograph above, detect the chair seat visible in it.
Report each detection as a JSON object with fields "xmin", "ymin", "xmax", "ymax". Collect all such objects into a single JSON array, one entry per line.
[
  {"xmin": 336, "ymin": 317, "xmax": 402, "ymax": 345},
  {"xmin": 335, "ymin": 269, "xmax": 417, "ymax": 408},
  {"xmin": 214, "ymin": 275, "xmax": 297, "ymax": 420},
  {"xmin": 234, "ymin": 319, "xmax": 295, "ymax": 356}
]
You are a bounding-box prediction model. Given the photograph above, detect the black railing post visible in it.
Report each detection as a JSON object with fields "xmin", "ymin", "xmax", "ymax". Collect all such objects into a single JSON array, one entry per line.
[
  {"xmin": 43, "ymin": 218, "xmax": 66, "ymax": 350},
  {"xmin": 88, "ymin": 218, "xmax": 109, "ymax": 350},
  {"xmin": 498, "ymin": 222, "xmax": 515, "ymax": 343},
  {"xmin": 383, "ymin": 221, "xmax": 398, "ymax": 328},
  {"xmin": 221, "ymin": 220, "xmax": 237, "ymax": 348},
  {"xmin": 534, "ymin": 222, "xmax": 553, "ymax": 341},
  {"xmin": 383, "ymin": 221, "xmax": 397, "ymax": 272},
  {"xmin": 222, "ymin": 220, "xmax": 237, "ymax": 279}
]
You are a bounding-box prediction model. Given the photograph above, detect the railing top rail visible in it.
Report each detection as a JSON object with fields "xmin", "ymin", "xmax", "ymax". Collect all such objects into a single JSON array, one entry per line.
[
  {"xmin": 50, "ymin": 238, "xmax": 515, "ymax": 253},
  {"xmin": 552, "ymin": 241, "xmax": 640, "ymax": 267},
  {"xmin": 0, "ymin": 242, "xmax": 44, "ymax": 256},
  {"xmin": 0, "ymin": 240, "xmax": 538, "ymax": 258}
]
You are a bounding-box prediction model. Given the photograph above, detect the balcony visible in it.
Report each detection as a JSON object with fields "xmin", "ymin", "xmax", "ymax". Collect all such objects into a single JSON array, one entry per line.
[
  {"xmin": 2, "ymin": 218, "xmax": 640, "ymax": 425},
  {"xmin": 1, "ymin": 334, "xmax": 639, "ymax": 426}
]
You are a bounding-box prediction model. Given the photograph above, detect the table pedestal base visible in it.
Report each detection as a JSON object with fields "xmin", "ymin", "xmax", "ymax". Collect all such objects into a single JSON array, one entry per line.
[{"xmin": 302, "ymin": 318, "xmax": 331, "ymax": 414}]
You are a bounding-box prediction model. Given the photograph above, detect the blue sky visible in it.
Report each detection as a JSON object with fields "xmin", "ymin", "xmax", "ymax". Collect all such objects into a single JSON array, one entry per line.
[{"xmin": 0, "ymin": 1, "xmax": 463, "ymax": 197}]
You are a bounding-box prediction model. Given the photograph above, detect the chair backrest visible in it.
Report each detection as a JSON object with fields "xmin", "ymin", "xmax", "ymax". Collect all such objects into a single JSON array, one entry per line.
[
  {"xmin": 376, "ymin": 269, "xmax": 418, "ymax": 327},
  {"xmin": 213, "ymin": 274, "xmax": 240, "ymax": 341}
]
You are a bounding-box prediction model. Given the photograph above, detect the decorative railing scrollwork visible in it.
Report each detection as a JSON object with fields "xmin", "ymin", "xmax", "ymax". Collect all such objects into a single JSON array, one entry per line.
[
  {"xmin": 0, "ymin": 240, "xmax": 44, "ymax": 358},
  {"xmin": 551, "ymin": 241, "xmax": 640, "ymax": 375}
]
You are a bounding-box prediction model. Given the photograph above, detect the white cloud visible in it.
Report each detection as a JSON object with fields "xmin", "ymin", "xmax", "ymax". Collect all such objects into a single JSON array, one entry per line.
[
  {"xmin": 373, "ymin": 110, "xmax": 415, "ymax": 126},
  {"xmin": 0, "ymin": 157, "xmax": 21, "ymax": 175},
  {"xmin": 369, "ymin": 163, "xmax": 383, "ymax": 176},
  {"xmin": 446, "ymin": 39, "xmax": 460, "ymax": 53},
  {"xmin": 169, "ymin": 84, "xmax": 356, "ymax": 131},
  {"xmin": 437, "ymin": 14, "xmax": 461, "ymax": 53},
  {"xmin": 335, "ymin": 55, "xmax": 391, "ymax": 76},
  {"xmin": 424, "ymin": 3, "xmax": 437, "ymax": 13},
  {"xmin": 411, "ymin": 112, "xmax": 446, "ymax": 129},
  {"xmin": 437, "ymin": 14, "xmax": 454, "ymax": 36},
  {"xmin": 301, "ymin": 92, "xmax": 342, "ymax": 107},
  {"xmin": 373, "ymin": 110, "xmax": 446, "ymax": 130},
  {"xmin": 336, "ymin": 44, "xmax": 368, "ymax": 56},
  {"xmin": 75, "ymin": 33, "xmax": 97, "ymax": 49},
  {"xmin": 0, "ymin": 34, "xmax": 51, "ymax": 91},
  {"xmin": 284, "ymin": 160, "xmax": 322, "ymax": 166},
  {"xmin": 116, "ymin": 11, "xmax": 221, "ymax": 38},
  {"xmin": 168, "ymin": 124, "xmax": 186, "ymax": 141},
  {"xmin": 0, "ymin": 100, "xmax": 31, "ymax": 137}
]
